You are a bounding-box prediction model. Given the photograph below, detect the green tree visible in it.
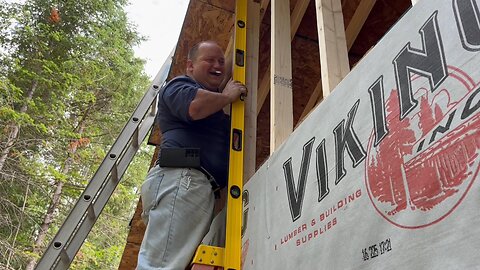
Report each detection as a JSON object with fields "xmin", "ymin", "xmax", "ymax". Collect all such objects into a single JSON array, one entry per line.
[{"xmin": 0, "ymin": 0, "xmax": 152, "ymax": 269}]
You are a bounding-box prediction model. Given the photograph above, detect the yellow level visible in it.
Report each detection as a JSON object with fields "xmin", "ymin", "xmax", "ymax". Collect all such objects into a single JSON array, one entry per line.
[{"xmin": 191, "ymin": 0, "xmax": 247, "ymax": 269}]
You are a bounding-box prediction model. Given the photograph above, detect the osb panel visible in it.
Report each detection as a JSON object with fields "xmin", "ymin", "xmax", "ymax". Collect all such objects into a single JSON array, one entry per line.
[
  {"xmin": 118, "ymin": 199, "xmax": 144, "ymax": 270},
  {"xmin": 198, "ymin": 0, "xmax": 236, "ymax": 12},
  {"xmin": 295, "ymin": 0, "xmax": 319, "ymax": 41},
  {"xmin": 260, "ymin": 0, "xmax": 314, "ymax": 26},
  {"xmin": 118, "ymin": 242, "xmax": 141, "ymax": 270},
  {"xmin": 264, "ymin": 0, "xmax": 362, "ymax": 42},
  {"xmin": 256, "ymin": 96, "xmax": 270, "ymax": 168},
  {"xmin": 291, "ymin": 36, "xmax": 321, "ymax": 125},
  {"xmin": 126, "ymin": 200, "xmax": 146, "ymax": 244},
  {"xmin": 342, "ymin": 0, "xmax": 363, "ymax": 27},
  {"xmin": 147, "ymin": 124, "xmax": 161, "ymax": 146},
  {"xmin": 170, "ymin": 1, "xmax": 234, "ymax": 78},
  {"xmin": 257, "ymin": 23, "xmax": 271, "ymax": 87},
  {"xmin": 349, "ymin": 0, "xmax": 411, "ymax": 62},
  {"xmin": 255, "ymin": 3, "xmax": 271, "ymax": 168}
]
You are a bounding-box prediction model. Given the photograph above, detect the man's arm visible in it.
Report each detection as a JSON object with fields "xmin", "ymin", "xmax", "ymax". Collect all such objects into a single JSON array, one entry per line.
[{"xmin": 189, "ymin": 79, "xmax": 246, "ymax": 120}]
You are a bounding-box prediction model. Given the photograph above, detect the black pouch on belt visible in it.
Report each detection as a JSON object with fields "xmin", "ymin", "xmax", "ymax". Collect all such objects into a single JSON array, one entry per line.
[
  {"xmin": 158, "ymin": 148, "xmax": 200, "ymax": 168},
  {"xmin": 158, "ymin": 148, "xmax": 221, "ymax": 198}
]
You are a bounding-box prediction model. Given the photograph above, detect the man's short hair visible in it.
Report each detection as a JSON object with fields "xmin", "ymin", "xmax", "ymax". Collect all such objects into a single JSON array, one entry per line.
[{"xmin": 188, "ymin": 40, "xmax": 218, "ymax": 61}]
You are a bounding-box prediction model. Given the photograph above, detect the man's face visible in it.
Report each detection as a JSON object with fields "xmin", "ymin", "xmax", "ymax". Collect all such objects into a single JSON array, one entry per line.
[{"xmin": 187, "ymin": 42, "xmax": 225, "ymax": 91}]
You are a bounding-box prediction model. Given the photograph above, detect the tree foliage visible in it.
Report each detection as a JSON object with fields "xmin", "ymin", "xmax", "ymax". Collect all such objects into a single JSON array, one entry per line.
[{"xmin": 0, "ymin": 0, "xmax": 153, "ymax": 268}]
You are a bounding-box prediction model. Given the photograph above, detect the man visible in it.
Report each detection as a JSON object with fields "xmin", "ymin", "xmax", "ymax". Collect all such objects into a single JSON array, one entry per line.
[{"xmin": 137, "ymin": 41, "xmax": 247, "ymax": 269}]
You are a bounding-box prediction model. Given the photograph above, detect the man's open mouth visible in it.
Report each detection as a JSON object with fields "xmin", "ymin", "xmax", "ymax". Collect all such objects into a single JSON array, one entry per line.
[{"xmin": 210, "ymin": 70, "xmax": 222, "ymax": 76}]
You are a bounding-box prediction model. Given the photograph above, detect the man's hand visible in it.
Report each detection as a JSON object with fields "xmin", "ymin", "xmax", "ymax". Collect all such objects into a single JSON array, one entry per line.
[
  {"xmin": 188, "ymin": 80, "xmax": 247, "ymax": 120},
  {"xmin": 222, "ymin": 79, "xmax": 247, "ymax": 102}
]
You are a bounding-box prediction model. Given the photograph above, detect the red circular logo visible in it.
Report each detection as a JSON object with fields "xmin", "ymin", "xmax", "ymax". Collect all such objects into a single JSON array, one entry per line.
[{"xmin": 365, "ymin": 66, "xmax": 480, "ymax": 229}]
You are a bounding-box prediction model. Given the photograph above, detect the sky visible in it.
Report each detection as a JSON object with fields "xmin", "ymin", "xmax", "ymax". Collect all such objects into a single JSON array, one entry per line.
[
  {"xmin": 125, "ymin": 0, "xmax": 190, "ymax": 79},
  {"xmin": 3, "ymin": 0, "xmax": 189, "ymax": 79}
]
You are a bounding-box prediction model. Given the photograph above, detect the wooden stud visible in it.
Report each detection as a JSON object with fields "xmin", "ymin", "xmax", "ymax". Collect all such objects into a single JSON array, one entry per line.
[
  {"xmin": 315, "ymin": 0, "xmax": 350, "ymax": 97},
  {"xmin": 244, "ymin": 0, "xmax": 261, "ymax": 180},
  {"xmin": 297, "ymin": 81, "xmax": 322, "ymax": 126},
  {"xmin": 260, "ymin": 0, "xmax": 271, "ymax": 15},
  {"xmin": 297, "ymin": 0, "xmax": 376, "ymax": 125},
  {"xmin": 256, "ymin": 67, "xmax": 271, "ymax": 115},
  {"xmin": 257, "ymin": 0, "xmax": 311, "ymax": 115},
  {"xmin": 290, "ymin": 0, "xmax": 312, "ymax": 41},
  {"xmin": 270, "ymin": 0, "xmax": 293, "ymax": 153},
  {"xmin": 218, "ymin": 35, "xmax": 234, "ymax": 92},
  {"xmin": 345, "ymin": 0, "xmax": 376, "ymax": 50}
]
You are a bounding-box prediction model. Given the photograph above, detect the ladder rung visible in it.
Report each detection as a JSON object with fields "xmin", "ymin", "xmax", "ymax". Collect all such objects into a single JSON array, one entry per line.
[
  {"xmin": 57, "ymin": 248, "xmax": 70, "ymax": 267},
  {"xmin": 132, "ymin": 125, "xmax": 140, "ymax": 147},
  {"xmin": 110, "ymin": 164, "xmax": 119, "ymax": 182},
  {"xmin": 86, "ymin": 202, "xmax": 96, "ymax": 220}
]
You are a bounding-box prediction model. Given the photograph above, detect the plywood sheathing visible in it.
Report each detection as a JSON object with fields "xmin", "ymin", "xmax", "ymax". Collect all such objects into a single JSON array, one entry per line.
[
  {"xmin": 118, "ymin": 199, "xmax": 146, "ymax": 269},
  {"xmin": 348, "ymin": 0, "xmax": 412, "ymax": 64}
]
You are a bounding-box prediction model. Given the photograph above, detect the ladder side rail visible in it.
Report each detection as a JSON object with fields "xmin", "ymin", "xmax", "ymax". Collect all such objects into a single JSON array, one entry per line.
[
  {"xmin": 36, "ymin": 85, "xmax": 159, "ymax": 270},
  {"xmin": 35, "ymin": 53, "xmax": 173, "ymax": 270},
  {"xmin": 52, "ymin": 110, "xmax": 157, "ymax": 269}
]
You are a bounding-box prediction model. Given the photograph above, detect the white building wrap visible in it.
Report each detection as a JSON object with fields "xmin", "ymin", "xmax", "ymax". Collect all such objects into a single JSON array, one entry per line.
[{"xmin": 215, "ymin": 0, "xmax": 480, "ymax": 269}]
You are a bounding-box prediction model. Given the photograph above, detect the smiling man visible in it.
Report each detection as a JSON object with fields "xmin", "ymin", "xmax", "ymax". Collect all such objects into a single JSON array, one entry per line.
[{"xmin": 137, "ymin": 41, "xmax": 247, "ymax": 270}]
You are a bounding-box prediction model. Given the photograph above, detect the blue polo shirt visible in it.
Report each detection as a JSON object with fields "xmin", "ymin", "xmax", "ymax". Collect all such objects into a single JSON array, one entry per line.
[{"xmin": 156, "ymin": 75, "xmax": 230, "ymax": 188}]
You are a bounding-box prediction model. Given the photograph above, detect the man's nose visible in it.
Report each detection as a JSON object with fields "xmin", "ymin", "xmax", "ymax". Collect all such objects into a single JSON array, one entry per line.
[{"xmin": 213, "ymin": 60, "xmax": 224, "ymax": 68}]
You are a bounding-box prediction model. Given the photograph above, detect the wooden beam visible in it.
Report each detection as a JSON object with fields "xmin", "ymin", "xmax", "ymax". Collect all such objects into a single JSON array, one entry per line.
[
  {"xmin": 256, "ymin": 67, "xmax": 271, "ymax": 115},
  {"xmin": 219, "ymin": 35, "xmax": 235, "ymax": 91},
  {"xmin": 257, "ymin": 0, "xmax": 311, "ymax": 115},
  {"xmin": 290, "ymin": 0, "xmax": 311, "ymax": 41},
  {"xmin": 297, "ymin": 0, "xmax": 376, "ymax": 125},
  {"xmin": 345, "ymin": 0, "xmax": 376, "ymax": 50},
  {"xmin": 270, "ymin": 0, "xmax": 293, "ymax": 153},
  {"xmin": 244, "ymin": 0, "xmax": 260, "ymax": 180},
  {"xmin": 260, "ymin": 0, "xmax": 271, "ymax": 15},
  {"xmin": 297, "ymin": 81, "xmax": 322, "ymax": 125},
  {"xmin": 315, "ymin": 0, "xmax": 350, "ymax": 97}
]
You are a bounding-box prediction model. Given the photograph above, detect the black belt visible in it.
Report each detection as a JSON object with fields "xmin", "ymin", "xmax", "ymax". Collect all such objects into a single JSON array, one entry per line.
[
  {"xmin": 197, "ymin": 167, "xmax": 221, "ymax": 199},
  {"xmin": 155, "ymin": 159, "xmax": 222, "ymax": 199},
  {"xmin": 155, "ymin": 147, "xmax": 221, "ymax": 198}
]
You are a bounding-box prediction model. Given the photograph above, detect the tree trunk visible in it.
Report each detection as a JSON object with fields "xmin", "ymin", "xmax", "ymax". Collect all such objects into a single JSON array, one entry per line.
[
  {"xmin": 25, "ymin": 181, "xmax": 65, "ymax": 270},
  {"xmin": 6, "ymin": 181, "xmax": 30, "ymax": 268},
  {"xmin": 0, "ymin": 81, "xmax": 37, "ymax": 172},
  {"xmin": 25, "ymin": 122, "xmax": 86, "ymax": 270}
]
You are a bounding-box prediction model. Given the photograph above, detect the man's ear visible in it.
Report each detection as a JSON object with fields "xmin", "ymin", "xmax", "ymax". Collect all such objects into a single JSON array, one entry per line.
[{"xmin": 186, "ymin": 59, "xmax": 194, "ymax": 73}]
